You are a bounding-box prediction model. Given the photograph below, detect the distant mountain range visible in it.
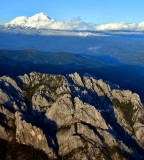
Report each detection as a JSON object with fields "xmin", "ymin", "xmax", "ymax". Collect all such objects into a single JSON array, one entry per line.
[
  {"xmin": 1, "ymin": 13, "xmax": 144, "ymax": 61},
  {"xmin": 3, "ymin": 12, "xmax": 144, "ymax": 32},
  {"xmin": 0, "ymin": 13, "xmax": 144, "ymax": 100}
]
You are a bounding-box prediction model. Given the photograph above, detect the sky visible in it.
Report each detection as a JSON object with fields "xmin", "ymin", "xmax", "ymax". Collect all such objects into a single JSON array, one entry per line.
[{"xmin": 0, "ymin": 0, "xmax": 144, "ymax": 25}]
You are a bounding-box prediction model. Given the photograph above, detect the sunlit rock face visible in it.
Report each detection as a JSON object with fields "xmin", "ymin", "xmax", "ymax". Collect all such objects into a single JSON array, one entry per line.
[{"xmin": 0, "ymin": 72, "xmax": 144, "ymax": 160}]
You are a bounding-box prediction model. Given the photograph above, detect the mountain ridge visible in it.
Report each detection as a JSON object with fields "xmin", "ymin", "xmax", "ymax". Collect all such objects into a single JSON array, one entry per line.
[
  {"xmin": 0, "ymin": 72, "xmax": 144, "ymax": 159},
  {"xmin": 2, "ymin": 12, "xmax": 144, "ymax": 31}
]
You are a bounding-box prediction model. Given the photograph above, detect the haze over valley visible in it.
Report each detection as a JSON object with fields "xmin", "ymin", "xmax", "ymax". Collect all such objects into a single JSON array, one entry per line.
[{"xmin": 0, "ymin": 13, "xmax": 144, "ymax": 100}]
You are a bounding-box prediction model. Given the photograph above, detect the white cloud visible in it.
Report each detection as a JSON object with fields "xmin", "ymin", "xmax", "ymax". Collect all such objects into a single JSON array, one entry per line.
[
  {"xmin": 88, "ymin": 46, "xmax": 101, "ymax": 51},
  {"xmin": 95, "ymin": 22, "xmax": 129, "ymax": 31},
  {"xmin": 94, "ymin": 22, "xmax": 144, "ymax": 31}
]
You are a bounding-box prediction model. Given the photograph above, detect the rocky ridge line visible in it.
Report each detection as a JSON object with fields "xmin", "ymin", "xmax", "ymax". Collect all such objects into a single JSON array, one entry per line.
[{"xmin": 0, "ymin": 72, "xmax": 144, "ymax": 160}]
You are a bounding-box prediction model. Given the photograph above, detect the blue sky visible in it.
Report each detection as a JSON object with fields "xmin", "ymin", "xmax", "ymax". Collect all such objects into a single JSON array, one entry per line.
[{"xmin": 0, "ymin": 0, "xmax": 144, "ymax": 24}]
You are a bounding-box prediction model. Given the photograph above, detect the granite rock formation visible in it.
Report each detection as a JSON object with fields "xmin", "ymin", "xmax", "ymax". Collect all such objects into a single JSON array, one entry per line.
[{"xmin": 0, "ymin": 72, "xmax": 144, "ymax": 160}]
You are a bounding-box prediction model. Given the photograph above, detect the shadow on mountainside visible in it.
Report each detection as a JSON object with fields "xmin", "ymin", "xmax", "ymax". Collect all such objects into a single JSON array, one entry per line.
[
  {"xmin": 0, "ymin": 138, "xmax": 49, "ymax": 160},
  {"xmin": 21, "ymin": 101, "xmax": 60, "ymax": 159}
]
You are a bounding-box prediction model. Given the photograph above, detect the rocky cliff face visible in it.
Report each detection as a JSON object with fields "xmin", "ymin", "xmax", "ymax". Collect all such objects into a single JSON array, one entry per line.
[{"xmin": 0, "ymin": 72, "xmax": 144, "ymax": 160}]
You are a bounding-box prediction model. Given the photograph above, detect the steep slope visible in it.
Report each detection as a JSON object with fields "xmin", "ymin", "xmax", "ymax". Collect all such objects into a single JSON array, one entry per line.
[{"xmin": 0, "ymin": 72, "xmax": 144, "ymax": 160}]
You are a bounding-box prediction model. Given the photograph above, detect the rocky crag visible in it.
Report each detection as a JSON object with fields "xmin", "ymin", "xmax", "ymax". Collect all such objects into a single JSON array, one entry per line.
[{"xmin": 0, "ymin": 72, "xmax": 144, "ymax": 160}]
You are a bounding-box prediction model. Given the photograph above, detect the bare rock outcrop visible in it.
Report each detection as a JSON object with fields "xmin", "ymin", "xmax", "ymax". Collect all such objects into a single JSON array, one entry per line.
[{"xmin": 0, "ymin": 72, "xmax": 144, "ymax": 160}]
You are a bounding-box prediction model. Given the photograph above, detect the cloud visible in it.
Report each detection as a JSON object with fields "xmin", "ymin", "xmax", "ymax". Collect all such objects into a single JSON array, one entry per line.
[
  {"xmin": 88, "ymin": 46, "xmax": 101, "ymax": 51},
  {"xmin": 95, "ymin": 22, "xmax": 129, "ymax": 31},
  {"xmin": 94, "ymin": 22, "xmax": 142, "ymax": 31}
]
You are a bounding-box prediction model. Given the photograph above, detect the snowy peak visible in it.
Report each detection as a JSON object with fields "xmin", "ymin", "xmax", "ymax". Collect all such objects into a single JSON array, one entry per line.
[
  {"xmin": 6, "ymin": 12, "xmax": 54, "ymax": 28},
  {"xmin": 29, "ymin": 12, "xmax": 53, "ymax": 21},
  {"xmin": 5, "ymin": 12, "xmax": 92, "ymax": 30},
  {"xmin": 7, "ymin": 16, "xmax": 28, "ymax": 26}
]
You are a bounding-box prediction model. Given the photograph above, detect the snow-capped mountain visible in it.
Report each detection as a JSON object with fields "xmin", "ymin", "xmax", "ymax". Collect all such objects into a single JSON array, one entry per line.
[
  {"xmin": 5, "ymin": 12, "xmax": 54, "ymax": 29},
  {"xmin": 5, "ymin": 12, "xmax": 93, "ymax": 30},
  {"xmin": 3, "ymin": 12, "xmax": 144, "ymax": 31}
]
